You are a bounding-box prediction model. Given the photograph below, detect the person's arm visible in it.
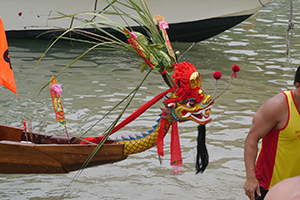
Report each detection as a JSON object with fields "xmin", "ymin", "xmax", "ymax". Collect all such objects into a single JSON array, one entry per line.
[{"xmin": 244, "ymin": 93, "xmax": 286, "ymax": 200}]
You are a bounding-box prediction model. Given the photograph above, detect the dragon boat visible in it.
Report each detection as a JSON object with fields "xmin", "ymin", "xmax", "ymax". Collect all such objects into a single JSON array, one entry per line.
[
  {"xmin": 0, "ymin": 69, "xmax": 215, "ymax": 174},
  {"xmin": 0, "ymin": 68, "xmax": 214, "ymax": 174},
  {"xmin": 0, "ymin": 61, "xmax": 239, "ymax": 174},
  {"xmin": 0, "ymin": 1, "xmax": 240, "ymax": 174}
]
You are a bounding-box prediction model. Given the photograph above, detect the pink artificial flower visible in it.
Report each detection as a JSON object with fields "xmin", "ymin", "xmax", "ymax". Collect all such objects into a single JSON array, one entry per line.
[
  {"xmin": 213, "ymin": 71, "xmax": 222, "ymax": 80},
  {"xmin": 159, "ymin": 21, "xmax": 169, "ymax": 29},
  {"xmin": 51, "ymin": 83, "xmax": 62, "ymax": 95},
  {"xmin": 130, "ymin": 32, "xmax": 137, "ymax": 39}
]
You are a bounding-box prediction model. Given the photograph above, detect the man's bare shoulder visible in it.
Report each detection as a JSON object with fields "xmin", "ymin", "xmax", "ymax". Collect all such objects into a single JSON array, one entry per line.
[
  {"xmin": 252, "ymin": 92, "xmax": 288, "ymax": 131},
  {"xmin": 258, "ymin": 92, "xmax": 287, "ymax": 113}
]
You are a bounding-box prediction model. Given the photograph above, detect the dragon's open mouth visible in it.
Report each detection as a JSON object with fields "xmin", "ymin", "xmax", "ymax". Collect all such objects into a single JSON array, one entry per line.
[
  {"xmin": 193, "ymin": 111, "xmax": 210, "ymax": 119},
  {"xmin": 181, "ymin": 105, "xmax": 213, "ymax": 122}
]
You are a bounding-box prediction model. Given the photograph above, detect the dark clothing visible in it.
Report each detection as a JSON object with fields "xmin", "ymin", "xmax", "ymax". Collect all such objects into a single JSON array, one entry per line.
[{"xmin": 255, "ymin": 185, "xmax": 268, "ymax": 200}]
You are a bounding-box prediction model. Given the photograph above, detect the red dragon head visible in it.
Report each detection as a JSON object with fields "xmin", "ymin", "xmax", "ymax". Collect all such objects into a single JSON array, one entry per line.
[{"xmin": 162, "ymin": 62, "xmax": 214, "ymax": 125}]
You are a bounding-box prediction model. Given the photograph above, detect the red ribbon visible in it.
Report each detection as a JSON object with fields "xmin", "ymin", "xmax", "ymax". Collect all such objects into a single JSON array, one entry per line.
[
  {"xmin": 157, "ymin": 119, "xmax": 183, "ymax": 173},
  {"xmin": 157, "ymin": 116, "xmax": 167, "ymax": 157},
  {"xmin": 231, "ymin": 72, "xmax": 237, "ymax": 79},
  {"xmin": 81, "ymin": 87, "xmax": 175, "ymax": 145},
  {"xmin": 170, "ymin": 121, "xmax": 182, "ymax": 166},
  {"xmin": 110, "ymin": 87, "xmax": 174, "ymax": 135}
]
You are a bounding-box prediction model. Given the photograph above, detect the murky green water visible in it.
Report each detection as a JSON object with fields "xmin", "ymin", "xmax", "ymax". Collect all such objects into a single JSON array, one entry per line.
[{"xmin": 1, "ymin": 0, "xmax": 300, "ymax": 199}]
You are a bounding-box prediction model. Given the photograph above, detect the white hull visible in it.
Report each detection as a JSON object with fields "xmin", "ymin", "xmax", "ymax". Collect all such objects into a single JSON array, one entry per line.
[{"xmin": 0, "ymin": 0, "xmax": 271, "ymax": 42}]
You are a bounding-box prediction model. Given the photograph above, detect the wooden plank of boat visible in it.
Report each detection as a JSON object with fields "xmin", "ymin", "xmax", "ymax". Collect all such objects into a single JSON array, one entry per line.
[
  {"xmin": 0, "ymin": 124, "xmax": 127, "ymax": 174},
  {"xmin": 34, "ymin": 143, "xmax": 128, "ymax": 173},
  {"xmin": 0, "ymin": 140, "xmax": 66, "ymax": 174}
]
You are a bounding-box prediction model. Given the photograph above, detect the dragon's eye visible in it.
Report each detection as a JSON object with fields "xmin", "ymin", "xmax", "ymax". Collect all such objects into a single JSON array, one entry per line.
[{"xmin": 186, "ymin": 100, "xmax": 196, "ymax": 107}]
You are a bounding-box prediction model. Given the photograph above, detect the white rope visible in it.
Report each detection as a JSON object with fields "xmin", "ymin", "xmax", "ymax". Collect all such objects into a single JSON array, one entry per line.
[
  {"xmin": 258, "ymin": 0, "xmax": 265, "ymax": 6},
  {"xmin": 286, "ymin": 0, "xmax": 294, "ymax": 59}
]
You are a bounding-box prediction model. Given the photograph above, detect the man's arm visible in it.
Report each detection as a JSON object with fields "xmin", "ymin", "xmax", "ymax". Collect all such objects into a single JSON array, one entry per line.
[{"xmin": 244, "ymin": 93, "xmax": 286, "ymax": 200}]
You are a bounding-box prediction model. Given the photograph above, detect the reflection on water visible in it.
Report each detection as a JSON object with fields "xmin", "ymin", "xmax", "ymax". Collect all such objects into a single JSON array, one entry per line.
[{"xmin": 1, "ymin": 0, "xmax": 300, "ymax": 199}]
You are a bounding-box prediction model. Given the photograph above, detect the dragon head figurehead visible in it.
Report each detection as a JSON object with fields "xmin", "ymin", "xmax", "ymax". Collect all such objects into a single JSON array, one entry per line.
[
  {"xmin": 157, "ymin": 61, "xmax": 240, "ymax": 174},
  {"xmin": 161, "ymin": 62, "xmax": 214, "ymax": 125}
]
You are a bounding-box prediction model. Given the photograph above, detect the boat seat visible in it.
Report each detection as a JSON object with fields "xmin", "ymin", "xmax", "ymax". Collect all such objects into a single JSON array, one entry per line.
[
  {"xmin": 20, "ymin": 131, "xmax": 76, "ymax": 144},
  {"xmin": 39, "ymin": 135, "xmax": 76, "ymax": 144}
]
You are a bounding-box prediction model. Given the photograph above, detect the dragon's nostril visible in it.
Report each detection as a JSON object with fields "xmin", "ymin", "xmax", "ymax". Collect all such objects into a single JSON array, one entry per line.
[{"xmin": 181, "ymin": 110, "xmax": 188, "ymax": 116}]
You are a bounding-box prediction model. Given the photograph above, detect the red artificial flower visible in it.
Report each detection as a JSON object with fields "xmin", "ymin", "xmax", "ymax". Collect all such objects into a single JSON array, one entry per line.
[
  {"xmin": 231, "ymin": 64, "xmax": 240, "ymax": 78},
  {"xmin": 213, "ymin": 71, "xmax": 222, "ymax": 80},
  {"xmin": 232, "ymin": 64, "xmax": 240, "ymax": 72}
]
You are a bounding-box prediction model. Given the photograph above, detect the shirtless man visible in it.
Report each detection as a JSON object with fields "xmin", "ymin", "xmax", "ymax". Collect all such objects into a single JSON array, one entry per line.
[{"xmin": 244, "ymin": 66, "xmax": 300, "ymax": 200}]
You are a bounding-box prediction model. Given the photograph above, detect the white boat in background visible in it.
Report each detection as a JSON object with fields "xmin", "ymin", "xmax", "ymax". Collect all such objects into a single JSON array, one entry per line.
[{"xmin": 1, "ymin": 0, "xmax": 271, "ymax": 42}]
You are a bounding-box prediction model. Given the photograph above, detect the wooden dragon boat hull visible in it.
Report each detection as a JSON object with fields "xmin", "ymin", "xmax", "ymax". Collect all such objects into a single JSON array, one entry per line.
[{"xmin": 0, "ymin": 124, "xmax": 127, "ymax": 174}]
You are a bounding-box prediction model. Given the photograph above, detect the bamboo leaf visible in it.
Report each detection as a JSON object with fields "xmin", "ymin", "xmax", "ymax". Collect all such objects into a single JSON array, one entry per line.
[{"xmin": 140, "ymin": 61, "xmax": 148, "ymax": 72}]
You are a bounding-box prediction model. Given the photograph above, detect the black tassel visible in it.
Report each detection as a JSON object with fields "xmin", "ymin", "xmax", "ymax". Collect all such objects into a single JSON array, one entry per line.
[{"xmin": 196, "ymin": 124, "xmax": 209, "ymax": 174}]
